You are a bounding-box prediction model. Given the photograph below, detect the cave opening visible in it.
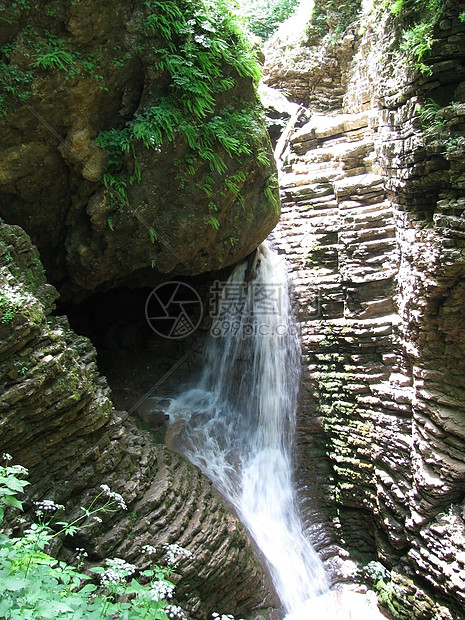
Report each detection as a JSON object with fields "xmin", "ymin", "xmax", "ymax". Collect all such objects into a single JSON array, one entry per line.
[{"xmin": 55, "ymin": 275, "xmax": 217, "ymax": 424}]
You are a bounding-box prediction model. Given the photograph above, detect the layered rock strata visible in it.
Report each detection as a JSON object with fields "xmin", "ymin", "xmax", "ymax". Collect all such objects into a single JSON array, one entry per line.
[
  {"xmin": 0, "ymin": 220, "xmax": 275, "ymax": 618},
  {"xmin": 268, "ymin": 1, "xmax": 465, "ymax": 617}
]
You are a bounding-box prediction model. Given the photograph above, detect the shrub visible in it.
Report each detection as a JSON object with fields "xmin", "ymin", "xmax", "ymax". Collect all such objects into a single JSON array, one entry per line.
[{"xmin": 0, "ymin": 454, "xmax": 191, "ymax": 619}]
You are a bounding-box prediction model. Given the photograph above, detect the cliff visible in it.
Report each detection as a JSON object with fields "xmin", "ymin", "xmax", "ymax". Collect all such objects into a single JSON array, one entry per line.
[
  {"xmin": 265, "ymin": 0, "xmax": 465, "ymax": 617},
  {"xmin": 0, "ymin": 0, "xmax": 281, "ymax": 615}
]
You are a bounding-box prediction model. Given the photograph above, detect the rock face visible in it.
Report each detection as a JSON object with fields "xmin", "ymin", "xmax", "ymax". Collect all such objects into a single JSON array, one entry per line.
[
  {"xmin": 267, "ymin": 1, "xmax": 465, "ymax": 617},
  {"xmin": 0, "ymin": 220, "xmax": 276, "ymax": 618},
  {"xmin": 263, "ymin": 0, "xmax": 361, "ymax": 111},
  {"xmin": 0, "ymin": 0, "xmax": 278, "ymax": 299}
]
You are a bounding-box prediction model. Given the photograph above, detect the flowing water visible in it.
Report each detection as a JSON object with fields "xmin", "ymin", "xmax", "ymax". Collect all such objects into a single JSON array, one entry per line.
[{"xmin": 166, "ymin": 243, "xmax": 330, "ymax": 617}]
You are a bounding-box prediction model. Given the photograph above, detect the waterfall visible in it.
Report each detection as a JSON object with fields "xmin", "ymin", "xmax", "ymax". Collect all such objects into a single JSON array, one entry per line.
[{"xmin": 166, "ymin": 242, "xmax": 329, "ymax": 617}]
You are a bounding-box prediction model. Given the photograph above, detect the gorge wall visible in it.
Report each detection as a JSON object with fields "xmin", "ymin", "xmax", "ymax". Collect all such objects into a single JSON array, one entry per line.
[
  {"xmin": 264, "ymin": 0, "xmax": 465, "ymax": 617},
  {"xmin": 2, "ymin": 0, "xmax": 465, "ymax": 618}
]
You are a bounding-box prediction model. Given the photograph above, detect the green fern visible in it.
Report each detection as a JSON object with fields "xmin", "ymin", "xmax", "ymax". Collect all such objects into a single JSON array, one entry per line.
[
  {"xmin": 263, "ymin": 174, "xmax": 280, "ymax": 215},
  {"xmin": 0, "ymin": 61, "xmax": 32, "ymax": 116},
  {"xmin": 95, "ymin": 0, "xmax": 269, "ymax": 231},
  {"xmin": 198, "ymin": 147, "xmax": 227, "ymax": 174},
  {"xmin": 196, "ymin": 175, "xmax": 214, "ymax": 197},
  {"xmin": 148, "ymin": 227, "xmax": 157, "ymax": 244},
  {"xmin": 419, "ymin": 98, "xmax": 442, "ymax": 129},
  {"xmin": 103, "ymin": 173, "xmax": 128, "ymax": 209},
  {"xmin": 207, "ymin": 216, "xmax": 220, "ymax": 230},
  {"xmin": 32, "ymin": 48, "xmax": 74, "ymax": 70},
  {"xmin": 95, "ymin": 128, "xmax": 131, "ymax": 168},
  {"xmin": 399, "ymin": 0, "xmax": 442, "ymax": 74},
  {"xmin": 129, "ymin": 156, "xmax": 142, "ymax": 186}
]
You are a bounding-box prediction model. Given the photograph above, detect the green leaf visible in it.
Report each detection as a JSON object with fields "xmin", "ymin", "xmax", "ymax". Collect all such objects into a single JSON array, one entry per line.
[
  {"xmin": 149, "ymin": 227, "xmax": 157, "ymax": 244},
  {"xmin": 207, "ymin": 216, "xmax": 220, "ymax": 231},
  {"xmin": 141, "ymin": 569, "xmax": 154, "ymax": 577},
  {"xmin": 4, "ymin": 476, "xmax": 29, "ymax": 492},
  {"xmin": 80, "ymin": 583, "xmax": 97, "ymax": 594},
  {"xmin": 2, "ymin": 575, "xmax": 29, "ymax": 591},
  {"xmin": 2, "ymin": 495, "xmax": 23, "ymax": 509}
]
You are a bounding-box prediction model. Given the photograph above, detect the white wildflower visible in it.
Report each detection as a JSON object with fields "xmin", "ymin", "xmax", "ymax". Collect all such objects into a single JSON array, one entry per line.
[
  {"xmin": 2, "ymin": 453, "xmax": 12, "ymax": 461},
  {"xmin": 101, "ymin": 568, "xmax": 122, "ymax": 586},
  {"xmin": 99, "ymin": 484, "xmax": 127, "ymax": 510},
  {"xmin": 75, "ymin": 547, "xmax": 88, "ymax": 561},
  {"xmin": 141, "ymin": 544, "xmax": 157, "ymax": 555},
  {"xmin": 93, "ymin": 516, "xmax": 102, "ymax": 523},
  {"xmin": 35, "ymin": 499, "xmax": 63, "ymax": 512},
  {"xmin": 34, "ymin": 499, "xmax": 64, "ymax": 516},
  {"xmin": 165, "ymin": 604, "xmax": 188, "ymax": 619},
  {"xmin": 163, "ymin": 543, "xmax": 193, "ymax": 567},
  {"xmin": 149, "ymin": 580, "xmax": 175, "ymax": 601},
  {"xmin": 101, "ymin": 557, "xmax": 136, "ymax": 586}
]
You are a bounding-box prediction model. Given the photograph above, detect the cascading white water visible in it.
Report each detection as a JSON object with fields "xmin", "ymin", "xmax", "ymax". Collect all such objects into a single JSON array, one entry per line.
[{"xmin": 166, "ymin": 242, "xmax": 329, "ymax": 617}]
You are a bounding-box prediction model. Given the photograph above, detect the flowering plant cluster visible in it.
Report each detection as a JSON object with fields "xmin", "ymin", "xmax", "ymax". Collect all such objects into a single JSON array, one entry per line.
[{"xmin": 0, "ymin": 454, "xmax": 191, "ymax": 619}]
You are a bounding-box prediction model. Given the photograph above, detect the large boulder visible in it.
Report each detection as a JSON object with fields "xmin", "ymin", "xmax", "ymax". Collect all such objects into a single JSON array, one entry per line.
[{"xmin": 0, "ymin": 0, "xmax": 279, "ymax": 299}]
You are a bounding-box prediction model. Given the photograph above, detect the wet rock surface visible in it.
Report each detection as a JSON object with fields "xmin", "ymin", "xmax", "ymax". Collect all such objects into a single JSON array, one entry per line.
[{"xmin": 268, "ymin": 1, "xmax": 465, "ymax": 617}]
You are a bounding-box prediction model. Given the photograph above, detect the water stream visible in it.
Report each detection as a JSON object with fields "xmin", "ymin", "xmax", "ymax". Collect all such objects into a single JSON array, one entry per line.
[{"xmin": 166, "ymin": 242, "xmax": 330, "ymax": 617}]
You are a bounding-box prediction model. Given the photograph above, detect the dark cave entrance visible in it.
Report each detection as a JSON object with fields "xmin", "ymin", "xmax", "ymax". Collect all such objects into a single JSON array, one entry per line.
[{"xmin": 55, "ymin": 277, "xmax": 215, "ymax": 429}]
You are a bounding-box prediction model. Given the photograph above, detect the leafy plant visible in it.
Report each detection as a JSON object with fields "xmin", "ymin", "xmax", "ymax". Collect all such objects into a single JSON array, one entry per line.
[
  {"xmin": 398, "ymin": 0, "xmax": 442, "ymax": 74},
  {"xmin": 263, "ymin": 174, "xmax": 280, "ymax": 215},
  {"xmin": 401, "ymin": 22, "xmax": 434, "ymax": 68},
  {"xmin": 419, "ymin": 97, "xmax": 442, "ymax": 129},
  {"xmin": 95, "ymin": 128, "xmax": 132, "ymax": 168},
  {"xmin": 389, "ymin": 0, "xmax": 404, "ymax": 15},
  {"xmin": 32, "ymin": 33, "xmax": 75, "ymax": 71},
  {"xmin": 96, "ymin": 0, "xmax": 270, "ymax": 228},
  {"xmin": 103, "ymin": 173, "xmax": 128, "ymax": 210},
  {"xmin": 0, "ymin": 0, "xmax": 32, "ymax": 22},
  {"xmin": 207, "ymin": 216, "xmax": 221, "ymax": 230},
  {"xmin": 149, "ymin": 227, "xmax": 157, "ymax": 244},
  {"xmin": 0, "ymin": 287, "xmax": 30, "ymax": 324},
  {"xmin": 0, "ymin": 61, "xmax": 32, "ymax": 116},
  {"xmin": 14, "ymin": 361, "xmax": 28, "ymax": 376},
  {"xmin": 443, "ymin": 136, "xmax": 465, "ymax": 155},
  {"xmin": 32, "ymin": 48, "xmax": 74, "ymax": 70},
  {"xmin": 418, "ymin": 99, "xmax": 465, "ymax": 156},
  {"xmin": 307, "ymin": 0, "xmax": 362, "ymax": 41},
  {"xmin": 11, "ymin": 0, "xmax": 33, "ymax": 8},
  {"xmin": 0, "ymin": 455, "xmax": 192, "ymax": 619}
]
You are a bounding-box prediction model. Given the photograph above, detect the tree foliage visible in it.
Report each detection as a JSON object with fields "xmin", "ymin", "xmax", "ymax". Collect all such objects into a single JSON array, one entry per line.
[
  {"xmin": 239, "ymin": 0, "xmax": 300, "ymax": 41},
  {"xmin": 306, "ymin": 0, "xmax": 362, "ymax": 41}
]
